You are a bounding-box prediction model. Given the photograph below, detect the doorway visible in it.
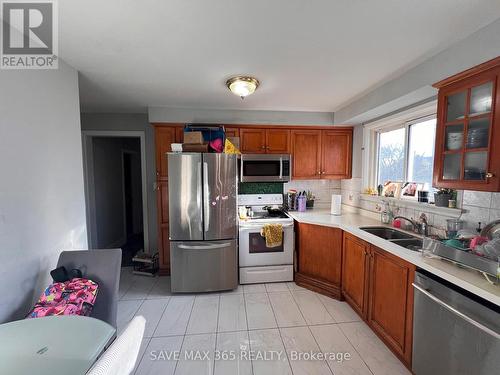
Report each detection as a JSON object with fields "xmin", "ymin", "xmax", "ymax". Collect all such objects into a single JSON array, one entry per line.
[{"xmin": 82, "ymin": 131, "xmax": 149, "ymax": 267}]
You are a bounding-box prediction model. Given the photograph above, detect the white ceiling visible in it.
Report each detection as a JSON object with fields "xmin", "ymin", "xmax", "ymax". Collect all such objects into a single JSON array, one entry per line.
[{"xmin": 58, "ymin": 1, "xmax": 500, "ymax": 113}]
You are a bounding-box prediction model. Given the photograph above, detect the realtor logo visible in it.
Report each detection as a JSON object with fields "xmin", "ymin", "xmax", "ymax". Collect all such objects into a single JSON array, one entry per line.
[{"xmin": 1, "ymin": 0, "xmax": 58, "ymax": 69}]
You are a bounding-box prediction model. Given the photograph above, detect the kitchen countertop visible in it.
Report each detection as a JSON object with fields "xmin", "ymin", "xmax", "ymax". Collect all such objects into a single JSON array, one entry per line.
[{"xmin": 288, "ymin": 208, "xmax": 500, "ymax": 306}]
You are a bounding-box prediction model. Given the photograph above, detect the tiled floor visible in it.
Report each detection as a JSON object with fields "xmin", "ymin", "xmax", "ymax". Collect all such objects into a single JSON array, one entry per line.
[{"xmin": 118, "ymin": 268, "xmax": 410, "ymax": 375}]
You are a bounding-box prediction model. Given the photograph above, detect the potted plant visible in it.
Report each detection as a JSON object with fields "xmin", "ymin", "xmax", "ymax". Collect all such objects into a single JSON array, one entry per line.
[
  {"xmin": 306, "ymin": 190, "xmax": 315, "ymax": 209},
  {"xmin": 434, "ymin": 188, "xmax": 454, "ymax": 207}
]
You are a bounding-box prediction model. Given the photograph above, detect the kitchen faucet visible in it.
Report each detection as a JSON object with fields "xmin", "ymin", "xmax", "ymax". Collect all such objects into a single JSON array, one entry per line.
[{"xmin": 393, "ymin": 213, "xmax": 429, "ymax": 236}]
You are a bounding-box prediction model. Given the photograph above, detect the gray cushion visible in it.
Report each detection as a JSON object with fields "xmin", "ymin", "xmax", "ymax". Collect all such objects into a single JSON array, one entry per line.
[{"xmin": 56, "ymin": 249, "xmax": 122, "ymax": 328}]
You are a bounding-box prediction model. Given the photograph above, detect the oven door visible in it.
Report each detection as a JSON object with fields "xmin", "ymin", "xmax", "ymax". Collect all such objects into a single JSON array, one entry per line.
[
  {"xmin": 239, "ymin": 222, "xmax": 294, "ymax": 267},
  {"xmin": 240, "ymin": 154, "xmax": 290, "ymax": 182}
]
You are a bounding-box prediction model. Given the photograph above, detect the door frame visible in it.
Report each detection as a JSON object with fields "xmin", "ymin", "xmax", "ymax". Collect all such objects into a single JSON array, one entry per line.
[
  {"xmin": 82, "ymin": 130, "xmax": 149, "ymax": 251},
  {"xmin": 121, "ymin": 148, "xmax": 141, "ymax": 240}
]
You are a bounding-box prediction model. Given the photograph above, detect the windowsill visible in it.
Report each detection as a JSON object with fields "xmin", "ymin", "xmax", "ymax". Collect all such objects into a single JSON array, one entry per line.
[{"xmin": 360, "ymin": 194, "xmax": 463, "ymax": 218}]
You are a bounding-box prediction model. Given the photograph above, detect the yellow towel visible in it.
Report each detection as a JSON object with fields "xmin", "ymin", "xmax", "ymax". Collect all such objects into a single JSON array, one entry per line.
[
  {"xmin": 260, "ymin": 224, "xmax": 283, "ymax": 248},
  {"xmin": 224, "ymin": 139, "xmax": 241, "ymax": 154}
]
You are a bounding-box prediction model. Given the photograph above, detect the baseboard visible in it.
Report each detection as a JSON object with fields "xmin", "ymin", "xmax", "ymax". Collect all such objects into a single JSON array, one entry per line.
[
  {"xmin": 158, "ymin": 267, "xmax": 170, "ymax": 276},
  {"xmin": 295, "ymin": 272, "xmax": 343, "ymax": 300}
]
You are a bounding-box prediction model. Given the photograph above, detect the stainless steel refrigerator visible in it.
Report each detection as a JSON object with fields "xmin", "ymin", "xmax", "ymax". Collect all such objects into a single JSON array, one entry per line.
[{"xmin": 167, "ymin": 153, "xmax": 238, "ymax": 292}]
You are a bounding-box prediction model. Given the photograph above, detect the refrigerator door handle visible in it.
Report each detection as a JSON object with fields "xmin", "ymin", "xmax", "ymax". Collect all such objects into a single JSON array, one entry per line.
[
  {"xmin": 197, "ymin": 161, "xmax": 203, "ymax": 232},
  {"xmin": 203, "ymin": 161, "xmax": 210, "ymax": 233},
  {"xmin": 178, "ymin": 243, "xmax": 231, "ymax": 250}
]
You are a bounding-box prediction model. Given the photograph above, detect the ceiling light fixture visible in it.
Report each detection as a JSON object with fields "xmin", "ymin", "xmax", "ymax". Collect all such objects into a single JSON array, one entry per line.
[{"xmin": 226, "ymin": 76, "xmax": 260, "ymax": 99}]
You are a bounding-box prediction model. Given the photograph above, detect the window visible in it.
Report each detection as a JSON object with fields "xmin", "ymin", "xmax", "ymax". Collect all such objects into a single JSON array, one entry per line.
[
  {"xmin": 376, "ymin": 117, "xmax": 436, "ymax": 187},
  {"xmin": 407, "ymin": 118, "xmax": 436, "ymax": 186},
  {"xmin": 377, "ymin": 128, "xmax": 405, "ymax": 185}
]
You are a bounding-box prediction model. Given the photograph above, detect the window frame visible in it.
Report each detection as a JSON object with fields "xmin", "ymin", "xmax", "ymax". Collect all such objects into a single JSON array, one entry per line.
[
  {"xmin": 374, "ymin": 114, "xmax": 437, "ymax": 186},
  {"xmin": 362, "ymin": 101, "xmax": 438, "ymax": 191}
]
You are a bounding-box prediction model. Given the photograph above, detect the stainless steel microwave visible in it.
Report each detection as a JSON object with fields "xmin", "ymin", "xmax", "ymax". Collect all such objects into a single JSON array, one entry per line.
[{"xmin": 239, "ymin": 154, "xmax": 291, "ymax": 182}]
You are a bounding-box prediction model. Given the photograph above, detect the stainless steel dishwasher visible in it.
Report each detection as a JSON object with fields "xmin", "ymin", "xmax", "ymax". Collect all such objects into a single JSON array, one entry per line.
[{"xmin": 412, "ymin": 270, "xmax": 500, "ymax": 375}]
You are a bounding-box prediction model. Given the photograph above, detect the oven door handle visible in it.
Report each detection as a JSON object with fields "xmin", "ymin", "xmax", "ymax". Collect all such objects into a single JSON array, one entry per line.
[
  {"xmin": 239, "ymin": 223, "xmax": 294, "ymax": 229},
  {"xmin": 413, "ymin": 283, "xmax": 500, "ymax": 339}
]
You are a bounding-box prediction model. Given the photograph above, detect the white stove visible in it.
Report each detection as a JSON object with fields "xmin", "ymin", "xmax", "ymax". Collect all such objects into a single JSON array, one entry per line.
[{"xmin": 237, "ymin": 194, "xmax": 294, "ymax": 284}]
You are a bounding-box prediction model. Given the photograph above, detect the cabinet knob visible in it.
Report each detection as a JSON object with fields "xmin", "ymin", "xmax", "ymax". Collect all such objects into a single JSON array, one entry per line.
[
  {"xmin": 486, "ymin": 172, "xmax": 494, "ymax": 178},
  {"xmin": 261, "ymin": 146, "xmax": 266, "ymax": 149}
]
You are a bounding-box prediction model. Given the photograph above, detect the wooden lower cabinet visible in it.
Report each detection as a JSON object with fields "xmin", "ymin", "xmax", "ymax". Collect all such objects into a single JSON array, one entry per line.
[
  {"xmin": 341, "ymin": 232, "xmax": 369, "ymax": 318},
  {"xmin": 341, "ymin": 235, "xmax": 415, "ymax": 368},
  {"xmin": 158, "ymin": 225, "xmax": 170, "ymax": 275},
  {"xmin": 367, "ymin": 246, "xmax": 415, "ymax": 367},
  {"xmin": 295, "ymin": 223, "xmax": 342, "ymax": 299}
]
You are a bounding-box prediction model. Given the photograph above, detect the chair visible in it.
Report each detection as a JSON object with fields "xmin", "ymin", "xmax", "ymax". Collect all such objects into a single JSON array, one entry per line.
[
  {"xmin": 56, "ymin": 249, "xmax": 122, "ymax": 328},
  {"xmin": 87, "ymin": 316, "xmax": 146, "ymax": 375}
]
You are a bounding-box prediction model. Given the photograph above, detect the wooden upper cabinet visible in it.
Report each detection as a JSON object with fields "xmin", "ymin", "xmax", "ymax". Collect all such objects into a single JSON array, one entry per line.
[
  {"xmin": 224, "ymin": 127, "xmax": 240, "ymax": 138},
  {"xmin": 291, "ymin": 130, "xmax": 322, "ymax": 179},
  {"xmin": 367, "ymin": 246, "xmax": 415, "ymax": 366},
  {"xmin": 155, "ymin": 126, "xmax": 176, "ymax": 180},
  {"xmin": 240, "ymin": 129, "xmax": 266, "ymax": 153},
  {"xmin": 240, "ymin": 128, "xmax": 290, "ymax": 153},
  {"xmin": 321, "ymin": 129, "xmax": 352, "ymax": 179},
  {"xmin": 291, "ymin": 128, "xmax": 353, "ymax": 180},
  {"xmin": 433, "ymin": 57, "xmax": 500, "ymax": 191},
  {"xmin": 266, "ymin": 129, "xmax": 290, "ymax": 153},
  {"xmin": 341, "ymin": 232, "xmax": 369, "ymax": 318},
  {"xmin": 175, "ymin": 126, "xmax": 184, "ymax": 143}
]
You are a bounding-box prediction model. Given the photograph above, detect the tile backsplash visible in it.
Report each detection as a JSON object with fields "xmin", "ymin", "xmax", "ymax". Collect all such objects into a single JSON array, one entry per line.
[
  {"xmin": 241, "ymin": 177, "xmax": 500, "ymax": 232},
  {"xmin": 284, "ymin": 179, "xmax": 341, "ymax": 208},
  {"xmin": 340, "ymin": 177, "xmax": 500, "ymax": 233},
  {"xmin": 238, "ymin": 182, "xmax": 284, "ymax": 195}
]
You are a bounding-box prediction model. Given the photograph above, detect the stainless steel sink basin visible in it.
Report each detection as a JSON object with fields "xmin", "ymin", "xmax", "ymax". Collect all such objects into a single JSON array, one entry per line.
[
  {"xmin": 360, "ymin": 226, "xmax": 415, "ymax": 240},
  {"xmin": 390, "ymin": 238, "xmax": 423, "ymax": 251}
]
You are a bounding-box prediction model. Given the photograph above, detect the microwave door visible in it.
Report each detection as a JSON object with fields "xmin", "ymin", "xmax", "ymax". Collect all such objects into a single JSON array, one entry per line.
[
  {"xmin": 168, "ymin": 153, "xmax": 203, "ymax": 241},
  {"xmin": 202, "ymin": 153, "xmax": 237, "ymax": 240}
]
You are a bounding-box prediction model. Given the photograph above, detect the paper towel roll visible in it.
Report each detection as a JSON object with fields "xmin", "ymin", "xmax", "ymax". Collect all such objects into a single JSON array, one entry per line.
[{"xmin": 331, "ymin": 194, "xmax": 342, "ymax": 215}]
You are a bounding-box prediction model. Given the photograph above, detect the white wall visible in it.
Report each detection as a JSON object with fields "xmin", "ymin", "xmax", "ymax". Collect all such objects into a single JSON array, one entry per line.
[
  {"xmin": 0, "ymin": 61, "xmax": 87, "ymax": 322},
  {"xmin": 335, "ymin": 19, "xmax": 500, "ymax": 124},
  {"xmin": 148, "ymin": 107, "xmax": 335, "ymax": 125}
]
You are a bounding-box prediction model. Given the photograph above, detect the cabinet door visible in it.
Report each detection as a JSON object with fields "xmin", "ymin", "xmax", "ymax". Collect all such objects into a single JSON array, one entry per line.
[
  {"xmin": 266, "ymin": 129, "xmax": 290, "ymax": 153},
  {"xmin": 321, "ymin": 130, "xmax": 352, "ymax": 179},
  {"xmin": 433, "ymin": 58, "xmax": 500, "ymax": 191},
  {"xmin": 297, "ymin": 223, "xmax": 342, "ymax": 285},
  {"xmin": 240, "ymin": 129, "xmax": 266, "ymax": 153},
  {"xmin": 224, "ymin": 127, "xmax": 240, "ymax": 138},
  {"xmin": 155, "ymin": 127, "xmax": 176, "ymax": 180},
  {"xmin": 175, "ymin": 126, "xmax": 184, "ymax": 143},
  {"xmin": 157, "ymin": 182, "xmax": 169, "ymax": 224},
  {"xmin": 368, "ymin": 246, "xmax": 414, "ymax": 365},
  {"xmin": 158, "ymin": 225, "xmax": 170, "ymax": 275},
  {"xmin": 291, "ymin": 130, "xmax": 322, "ymax": 179},
  {"xmin": 341, "ymin": 233, "xmax": 369, "ymax": 318}
]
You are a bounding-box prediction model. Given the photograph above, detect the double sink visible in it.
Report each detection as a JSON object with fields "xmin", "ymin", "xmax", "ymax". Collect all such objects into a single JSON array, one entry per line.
[{"xmin": 360, "ymin": 226, "xmax": 423, "ymax": 252}]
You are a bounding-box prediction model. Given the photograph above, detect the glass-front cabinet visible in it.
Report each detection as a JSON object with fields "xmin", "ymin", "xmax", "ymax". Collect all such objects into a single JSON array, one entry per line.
[{"xmin": 433, "ymin": 57, "xmax": 500, "ymax": 192}]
